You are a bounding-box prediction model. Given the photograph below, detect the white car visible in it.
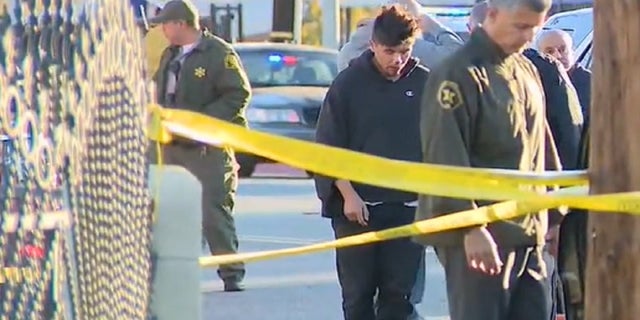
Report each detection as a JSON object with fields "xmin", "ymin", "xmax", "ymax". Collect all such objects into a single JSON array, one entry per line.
[
  {"xmin": 423, "ymin": 6, "xmax": 473, "ymax": 41},
  {"xmin": 538, "ymin": 7, "xmax": 594, "ymax": 69}
]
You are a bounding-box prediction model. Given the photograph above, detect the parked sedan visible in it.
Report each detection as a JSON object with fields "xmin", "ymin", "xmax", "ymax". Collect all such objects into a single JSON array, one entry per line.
[{"xmin": 233, "ymin": 42, "xmax": 338, "ymax": 177}]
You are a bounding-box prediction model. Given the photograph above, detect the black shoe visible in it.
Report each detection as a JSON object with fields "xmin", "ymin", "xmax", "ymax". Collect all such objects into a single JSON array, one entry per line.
[{"xmin": 223, "ymin": 280, "xmax": 245, "ymax": 292}]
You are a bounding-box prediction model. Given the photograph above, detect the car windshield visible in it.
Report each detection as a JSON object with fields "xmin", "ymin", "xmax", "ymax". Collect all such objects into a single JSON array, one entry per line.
[
  {"xmin": 236, "ymin": 49, "xmax": 338, "ymax": 88},
  {"xmin": 428, "ymin": 8, "xmax": 471, "ymax": 41}
]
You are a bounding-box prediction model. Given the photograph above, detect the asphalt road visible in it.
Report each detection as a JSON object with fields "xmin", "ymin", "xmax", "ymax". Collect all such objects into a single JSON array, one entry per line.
[{"xmin": 202, "ymin": 165, "xmax": 450, "ymax": 320}]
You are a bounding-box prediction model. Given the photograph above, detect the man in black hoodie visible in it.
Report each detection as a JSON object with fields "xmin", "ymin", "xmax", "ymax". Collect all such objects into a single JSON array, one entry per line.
[{"xmin": 314, "ymin": 5, "xmax": 429, "ymax": 320}]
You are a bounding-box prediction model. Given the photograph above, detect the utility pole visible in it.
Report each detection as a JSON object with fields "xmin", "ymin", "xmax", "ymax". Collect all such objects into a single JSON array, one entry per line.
[{"xmin": 585, "ymin": 1, "xmax": 640, "ymax": 319}]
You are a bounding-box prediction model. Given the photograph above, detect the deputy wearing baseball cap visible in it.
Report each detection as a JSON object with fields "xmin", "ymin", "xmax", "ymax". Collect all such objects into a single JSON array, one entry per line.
[{"xmin": 149, "ymin": 0, "xmax": 250, "ymax": 292}]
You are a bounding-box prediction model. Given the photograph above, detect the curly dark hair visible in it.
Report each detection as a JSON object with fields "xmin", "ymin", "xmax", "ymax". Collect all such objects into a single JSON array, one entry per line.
[{"xmin": 371, "ymin": 5, "xmax": 421, "ymax": 47}]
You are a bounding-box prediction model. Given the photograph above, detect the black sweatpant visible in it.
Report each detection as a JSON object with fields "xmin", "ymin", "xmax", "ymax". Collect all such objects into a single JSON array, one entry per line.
[{"xmin": 331, "ymin": 203, "xmax": 423, "ymax": 320}]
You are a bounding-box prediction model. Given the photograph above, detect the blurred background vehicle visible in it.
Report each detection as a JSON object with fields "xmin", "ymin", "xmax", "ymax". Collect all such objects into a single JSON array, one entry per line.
[
  {"xmin": 233, "ymin": 42, "xmax": 338, "ymax": 177},
  {"xmin": 422, "ymin": 6, "xmax": 472, "ymax": 41}
]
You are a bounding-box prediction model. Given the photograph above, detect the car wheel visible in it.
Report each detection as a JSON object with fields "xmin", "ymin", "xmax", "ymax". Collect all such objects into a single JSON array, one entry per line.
[{"xmin": 236, "ymin": 155, "xmax": 257, "ymax": 178}]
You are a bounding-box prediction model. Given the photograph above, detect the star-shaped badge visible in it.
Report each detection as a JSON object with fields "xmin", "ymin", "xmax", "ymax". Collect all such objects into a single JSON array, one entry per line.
[
  {"xmin": 437, "ymin": 80, "xmax": 463, "ymax": 110},
  {"xmin": 194, "ymin": 67, "xmax": 206, "ymax": 78}
]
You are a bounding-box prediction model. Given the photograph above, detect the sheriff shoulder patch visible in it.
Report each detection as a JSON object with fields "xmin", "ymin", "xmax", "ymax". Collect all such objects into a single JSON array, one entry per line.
[
  {"xmin": 437, "ymin": 80, "xmax": 463, "ymax": 110},
  {"xmin": 224, "ymin": 54, "xmax": 239, "ymax": 70}
]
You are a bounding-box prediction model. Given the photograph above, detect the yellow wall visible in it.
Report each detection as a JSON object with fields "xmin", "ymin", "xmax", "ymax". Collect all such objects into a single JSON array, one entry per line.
[{"xmin": 145, "ymin": 26, "xmax": 169, "ymax": 77}]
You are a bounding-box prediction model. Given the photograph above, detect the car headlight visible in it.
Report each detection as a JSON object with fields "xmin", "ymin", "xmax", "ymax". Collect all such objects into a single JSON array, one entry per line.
[{"xmin": 246, "ymin": 108, "xmax": 301, "ymax": 123}]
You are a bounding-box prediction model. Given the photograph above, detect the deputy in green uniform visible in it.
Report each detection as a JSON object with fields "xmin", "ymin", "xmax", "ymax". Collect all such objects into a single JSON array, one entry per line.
[
  {"xmin": 414, "ymin": 0, "xmax": 561, "ymax": 319},
  {"xmin": 150, "ymin": 0, "xmax": 250, "ymax": 291}
]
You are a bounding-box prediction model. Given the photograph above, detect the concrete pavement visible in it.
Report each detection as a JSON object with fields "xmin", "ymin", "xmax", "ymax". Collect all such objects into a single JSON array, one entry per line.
[{"xmin": 201, "ymin": 165, "xmax": 450, "ymax": 319}]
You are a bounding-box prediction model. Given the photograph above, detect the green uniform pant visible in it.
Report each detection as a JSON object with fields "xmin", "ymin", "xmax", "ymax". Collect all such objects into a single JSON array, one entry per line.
[
  {"xmin": 151, "ymin": 143, "xmax": 245, "ymax": 282},
  {"xmin": 436, "ymin": 246, "xmax": 553, "ymax": 320}
]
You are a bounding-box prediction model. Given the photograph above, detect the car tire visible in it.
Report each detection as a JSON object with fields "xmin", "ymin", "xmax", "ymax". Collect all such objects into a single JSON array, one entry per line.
[{"xmin": 236, "ymin": 155, "xmax": 257, "ymax": 178}]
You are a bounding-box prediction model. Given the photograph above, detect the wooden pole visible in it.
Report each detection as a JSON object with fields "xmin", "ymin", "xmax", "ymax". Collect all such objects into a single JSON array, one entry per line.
[{"xmin": 585, "ymin": 2, "xmax": 640, "ymax": 319}]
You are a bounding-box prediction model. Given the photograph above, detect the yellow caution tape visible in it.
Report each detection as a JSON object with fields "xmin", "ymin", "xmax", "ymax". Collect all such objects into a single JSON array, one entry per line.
[
  {"xmin": 148, "ymin": 105, "xmax": 173, "ymax": 144},
  {"xmin": 199, "ymin": 186, "xmax": 640, "ymax": 266},
  {"xmin": 199, "ymin": 198, "xmax": 547, "ymax": 267},
  {"xmin": 148, "ymin": 106, "xmax": 640, "ymax": 213},
  {"xmin": 152, "ymin": 106, "xmax": 588, "ymax": 188},
  {"xmin": 145, "ymin": 105, "xmax": 640, "ymax": 266}
]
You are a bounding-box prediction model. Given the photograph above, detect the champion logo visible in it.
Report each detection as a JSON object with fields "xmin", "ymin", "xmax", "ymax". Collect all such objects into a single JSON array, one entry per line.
[{"xmin": 405, "ymin": 90, "xmax": 414, "ymax": 97}]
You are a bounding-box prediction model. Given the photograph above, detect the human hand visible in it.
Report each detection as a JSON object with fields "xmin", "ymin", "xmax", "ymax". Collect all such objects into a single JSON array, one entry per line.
[
  {"xmin": 343, "ymin": 193, "xmax": 369, "ymax": 226},
  {"xmin": 388, "ymin": 0, "xmax": 423, "ymax": 18},
  {"xmin": 545, "ymin": 225, "xmax": 560, "ymax": 257},
  {"xmin": 464, "ymin": 227, "xmax": 503, "ymax": 275}
]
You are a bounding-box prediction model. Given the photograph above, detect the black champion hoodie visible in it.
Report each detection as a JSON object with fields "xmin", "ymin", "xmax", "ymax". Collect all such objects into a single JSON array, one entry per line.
[{"xmin": 314, "ymin": 50, "xmax": 430, "ymax": 218}]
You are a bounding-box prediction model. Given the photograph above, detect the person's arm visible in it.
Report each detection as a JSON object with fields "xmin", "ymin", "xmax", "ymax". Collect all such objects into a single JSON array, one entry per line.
[
  {"xmin": 392, "ymin": 0, "xmax": 462, "ymax": 46},
  {"xmin": 313, "ymin": 80, "xmax": 350, "ymax": 201},
  {"xmin": 411, "ymin": 15, "xmax": 463, "ymax": 68},
  {"xmin": 411, "ymin": 38, "xmax": 459, "ymax": 69},
  {"xmin": 418, "ymin": 65, "xmax": 503, "ymax": 274},
  {"xmin": 417, "ymin": 67, "xmax": 479, "ymax": 220},
  {"xmin": 338, "ymin": 21, "xmax": 372, "ymax": 72},
  {"xmin": 419, "ymin": 13, "xmax": 464, "ymax": 47},
  {"xmin": 203, "ymin": 46, "xmax": 251, "ymax": 126}
]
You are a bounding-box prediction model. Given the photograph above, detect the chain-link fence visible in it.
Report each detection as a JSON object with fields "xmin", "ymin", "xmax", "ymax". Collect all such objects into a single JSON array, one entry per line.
[{"xmin": 1, "ymin": 0, "xmax": 154, "ymax": 318}]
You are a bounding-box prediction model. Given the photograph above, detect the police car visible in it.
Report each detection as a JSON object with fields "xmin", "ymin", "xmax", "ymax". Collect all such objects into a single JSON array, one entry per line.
[
  {"xmin": 538, "ymin": 7, "xmax": 593, "ymax": 69},
  {"xmin": 233, "ymin": 43, "xmax": 338, "ymax": 177}
]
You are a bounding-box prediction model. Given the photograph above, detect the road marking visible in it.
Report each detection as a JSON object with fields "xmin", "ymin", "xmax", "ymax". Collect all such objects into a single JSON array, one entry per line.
[
  {"xmin": 234, "ymin": 197, "xmax": 320, "ymax": 214},
  {"xmin": 201, "ymin": 271, "xmax": 337, "ymax": 292},
  {"xmin": 201, "ymin": 273, "xmax": 451, "ymax": 319}
]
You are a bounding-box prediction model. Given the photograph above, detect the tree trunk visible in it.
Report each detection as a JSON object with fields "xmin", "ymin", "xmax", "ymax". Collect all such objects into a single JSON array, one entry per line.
[{"xmin": 585, "ymin": 2, "xmax": 640, "ymax": 319}]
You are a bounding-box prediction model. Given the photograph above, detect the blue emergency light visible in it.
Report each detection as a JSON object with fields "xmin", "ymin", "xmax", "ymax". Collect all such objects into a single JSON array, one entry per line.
[
  {"xmin": 268, "ymin": 54, "xmax": 282, "ymax": 63},
  {"xmin": 435, "ymin": 11, "xmax": 470, "ymax": 17},
  {"xmin": 268, "ymin": 54, "xmax": 298, "ymax": 66}
]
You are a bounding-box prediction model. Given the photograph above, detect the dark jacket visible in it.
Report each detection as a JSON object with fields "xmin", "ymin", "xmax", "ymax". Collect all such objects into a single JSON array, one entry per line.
[
  {"xmin": 524, "ymin": 48, "xmax": 583, "ymax": 170},
  {"xmin": 415, "ymin": 29, "xmax": 557, "ymax": 248},
  {"xmin": 153, "ymin": 32, "xmax": 251, "ymax": 127},
  {"xmin": 314, "ymin": 50, "xmax": 430, "ymax": 218}
]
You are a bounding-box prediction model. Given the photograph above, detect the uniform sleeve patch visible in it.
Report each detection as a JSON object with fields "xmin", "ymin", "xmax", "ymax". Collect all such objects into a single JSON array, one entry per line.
[
  {"xmin": 437, "ymin": 80, "xmax": 463, "ymax": 110},
  {"xmin": 224, "ymin": 53, "xmax": 240, "ymax": 70}
]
